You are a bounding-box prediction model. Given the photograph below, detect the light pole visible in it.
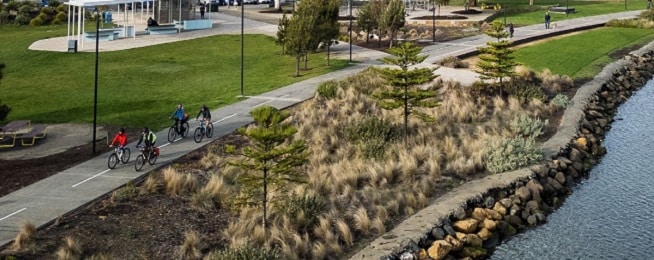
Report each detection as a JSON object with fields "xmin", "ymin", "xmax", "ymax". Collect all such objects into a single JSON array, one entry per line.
[
  {"xmin": 92, "ymin": 8, "xmax": 100, "ymax": 155},
  {"xmin": 432, "ymin": 2, "xmax": 435, "ymax": 42},
  {"xmin": 240, "ymin": 0, "xmax": 244, "ymax": 96},
  {"xmin": 348, "ymin": 0, "xmax": 352, "ymax": 63}
]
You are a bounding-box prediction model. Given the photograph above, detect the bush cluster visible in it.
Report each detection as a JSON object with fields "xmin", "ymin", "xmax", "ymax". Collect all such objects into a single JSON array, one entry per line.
[
  {"xmin": 483, "ymin": 136, "xmax": 544, "ymax": 174},
  {"xmin": 509, "ymin": 114, "xmax": 548, "ymax": 138},
  {"xmin": 550, "ymin": 93, "xmax": 573, "ymax": 109},
  {"xmin": 316, "ymin": 80, "xmax": 338, "ymax": 99},
  {"xmin": 437, "ymin": 56, "xmax": 469, "ymax": 68},
  {"xmin": 506, "ymin": 83, "xmax": 546, "ymax": 102},
  {"xmin": 343, "ymin": 117, "xmax": 402, "ymax": 159}
]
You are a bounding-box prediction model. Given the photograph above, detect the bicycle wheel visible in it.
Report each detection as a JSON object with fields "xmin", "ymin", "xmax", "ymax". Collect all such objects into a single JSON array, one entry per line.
[
  {"xmin": 194, "ymin": 127, "xmax": 203, "ymax": 143},
  {"xmin": 206, "ymin": 123, "xmax": 214, "ymax": 138},
  {"xmin": 182, "ymin": 122, "xmax": 190, "ymax": 138},
  {"xmin": 135, "ymin": 155, "xmax": 145, "ymax": 171},
  {"xmin": 168, "ymin": 126, "xmax": 177, "ymax": 142},
  {"xmin": 121, "ymin": 148, "xmax": 131, "ymax": 163},
  {"xmin": 108, "ymin": 153, "xmax": 119, "ymax": 169},
  {"xmin": 148, "ymin": 153, "xmax": 158, "ymax": 165}
]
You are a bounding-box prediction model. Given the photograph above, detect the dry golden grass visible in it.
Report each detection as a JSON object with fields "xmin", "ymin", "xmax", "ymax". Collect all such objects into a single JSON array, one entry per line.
[
  {"xmin": 140, "ymin": 173, "xmax": 160, "ymax": 194},
  {"xmin": 86, "ymin": 253, "xmax": 114, "ymax": 260},
  {"xmin": 9, "ymin": 221, "xmax": 36, "ymax": 252},
  {"xmin": 163, "ymin": 167, "xmax": 196, "ymax": 196},
  {"xmin": 145, "ymin": 66, "xmax": 560, "ymax": 258},
  {"xmin": 176, "ymin": 231, "xmax": 202, "ymax": 260},
  {"xmin": 55, "ymin": 236, "xmax": 82, "ymax": 260}
]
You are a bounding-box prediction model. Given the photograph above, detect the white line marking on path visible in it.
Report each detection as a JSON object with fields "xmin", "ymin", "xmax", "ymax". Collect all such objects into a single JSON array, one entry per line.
[
  {"xmin": 72, "ymin": 169, "xmax": 111, "ymax": 188},
  {"xmin": 214, "ymin": 113, "xmax": 237, "ymax": 124},
  {"xmin": 252, "ymin": 94, "xmax": 291, "ymax": 108},
  {"xmin": 0, "ymin": 208, "xmax": 27, "ymax": 222}
]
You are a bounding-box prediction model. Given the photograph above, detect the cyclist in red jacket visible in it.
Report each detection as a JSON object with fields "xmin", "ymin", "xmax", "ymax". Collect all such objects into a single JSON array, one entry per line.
[{"xmin": 109, "ymin": 128, "xmax": 127, "ymax": 153}]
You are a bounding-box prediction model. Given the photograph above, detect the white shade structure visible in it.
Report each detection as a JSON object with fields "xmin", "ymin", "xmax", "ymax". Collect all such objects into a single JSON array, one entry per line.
[{"xmin": 65, "ymin": 0, "xmax": 151, "ymax": 48}]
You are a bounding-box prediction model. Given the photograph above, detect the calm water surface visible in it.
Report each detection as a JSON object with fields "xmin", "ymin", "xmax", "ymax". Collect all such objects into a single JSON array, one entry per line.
[{"xmin": 491, "ymin": 79, "xmax": 654, "ymax": 260}]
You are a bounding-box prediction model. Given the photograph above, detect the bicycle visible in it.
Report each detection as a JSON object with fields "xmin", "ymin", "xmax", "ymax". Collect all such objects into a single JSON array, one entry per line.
[
  {"xmin": 135, "ymin": 144, "xmax": 159, "ymax": 171},
  {"xmin": 107, "ymin": 146, "xmax": 131, "ymax": 169},
  {"xmin": 168, "ymin": 118, "xmax": 190, "ymax": 142},
  {"xmin": 193, "ymin": 119, "xmax": 214, "ymax": 143}
]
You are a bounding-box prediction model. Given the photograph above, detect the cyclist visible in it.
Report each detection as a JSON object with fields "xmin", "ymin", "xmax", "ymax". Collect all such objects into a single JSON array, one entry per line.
[
  {"xmin": 136, "ymin": 127, "xmax": 157, "ymax": 156},
  {"xmin": 169, "ymin": 103, "xmax": 188, "ymax": 134},
  {"xmin": 109, "ymin": 128, "xmax": 127, "ymax": 155},
  {"xmin": 195, "ymin": 104, "xmax": 212, "ymax": 130}
]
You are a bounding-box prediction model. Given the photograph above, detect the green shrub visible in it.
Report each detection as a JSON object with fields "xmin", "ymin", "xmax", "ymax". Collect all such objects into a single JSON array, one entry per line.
[
  {"xmin": 278, "ymin": 194, "xmax": 326, "ymax": 230},
  {"xmin": 606, "ymin": 18, "xmax": 654, "ymax": 29},
  {"xmin": 316, "ymin": 80, "xmax": 338, "ymax": 99},
  {"xmin": 48, "ymin": 0, "xmax": 63, "ymax": 7},
  {"xmin": 54, "ymin": 11, "xmax": 66, "ymax": 22},
  {"xmin": 111, "ymin": 182, "xmax": 138, "ymax": 202},
  {"xmin": 205, "ymin": 247, "xmax": 281, "ymax": 260},
  {"xmin": 14, "ymin": 13, "xmax": 31, "ymax": 25},
  {"xmin": 509, "ymin": 114, "xmax": 548, "ymax": 138},
  {"xmin": 56, "ymin": 4, "xmax": 67, "ymax": 13},
  {"xmin": 639, "ymin": 10, "xmax": 654, "ymax": 21},
  {"xmin": 343, "ymin": 117, "xmax": 402, "ymax": 160},
  {"xmin": 6, "ymin": 1, "xmax": 19, "ymax": 11},
  {"xmin": 484, "ymin": 136, "xmax": 544, "ymax": 174},
  {"xmin": 0, "ymin": 10, "xmax": 10, "ymax": 25},
  {"xmin": 28, "ymin": 17, "xmax": 42, "ymax": 27},
  {"xmin": 550, "ymin": 93, "xmax": 572, "ymax": 108},
  {"xmin": 507, "ymin": 83, "xmax": 546, "ymax": 102}
]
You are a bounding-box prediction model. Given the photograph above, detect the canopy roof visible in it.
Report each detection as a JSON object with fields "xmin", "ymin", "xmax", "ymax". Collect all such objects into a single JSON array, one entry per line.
[{"xmin": 65, "ymin": 0, "xmax": 136, "ymax": 7}]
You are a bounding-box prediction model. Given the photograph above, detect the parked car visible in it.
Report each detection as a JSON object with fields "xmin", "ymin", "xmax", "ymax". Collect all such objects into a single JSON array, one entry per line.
[
  {"xmin": 229, "ymin": 0, "xmax": 241, "ymax": 5},
  {"xmin": 243, "ymin": 0, "xmax": 258, "ymax": 4},
  {"xmin": 258, "ymin": 0, "xmax": 271, "ymax": 3}
]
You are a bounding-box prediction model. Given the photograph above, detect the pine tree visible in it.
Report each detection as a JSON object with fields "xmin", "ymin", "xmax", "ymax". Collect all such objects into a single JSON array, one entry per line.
[
  {"xmin": 357, "ymin": 0, "xmax": 377, "ymax": 44},
  {"xmin": 228, "ymin": 105, "xmax": 309, "ymax": 236},
  {"xmin": 374, "ymin": 42, "xmax": 440, "ymax": 144},
  {"xmin": 475, "ymin": 20, "xmax": 517, "ymax": 95}
]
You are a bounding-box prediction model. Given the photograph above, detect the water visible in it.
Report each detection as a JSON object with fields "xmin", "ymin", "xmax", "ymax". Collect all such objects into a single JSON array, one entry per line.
[{"xmin": 491, "ymin": 79, "xmax": 654, "ymax": 260}]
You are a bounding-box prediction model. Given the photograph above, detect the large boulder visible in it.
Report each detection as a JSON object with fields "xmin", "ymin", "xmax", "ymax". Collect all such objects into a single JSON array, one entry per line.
[
  {"xmin": 444, "ymin": 235, "xmax": 464, "ymax": 252},
  {"xmin": 515, "ymin": 186, "xmax": 531, "ymax": 202},
  {"xmin": 478, "ymin": 218, "xmax": 497, "ymax": 231},
  {"xmin": 493, "ymin": 202, "xmax": 507, "ymax": 216},
  {"xmin": 453, "ymin": 218, "xmax": 479, "ymax": 233},
  {"xmin": 427, "ymin": 240, "xmax": 452, "ymax": 260}
]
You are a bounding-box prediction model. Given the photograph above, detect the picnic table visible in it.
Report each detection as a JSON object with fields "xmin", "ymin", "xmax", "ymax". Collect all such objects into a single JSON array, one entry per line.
[{"xmin": 0, "ymin": 120, "xmax": 47, "ymax": 148}]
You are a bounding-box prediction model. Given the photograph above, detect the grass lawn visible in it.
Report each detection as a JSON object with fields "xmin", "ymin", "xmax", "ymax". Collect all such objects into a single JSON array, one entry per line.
[
  {"xmin": 0, "ymin": 25, "xmax": 349, "ymax": 130},
  {"xmin": 488, "ymin": 0, "xmax": 648, "ymax": 25},
  {"xmin": 513, "ymin": 27, "xmax": 654, "ymax": 79}
]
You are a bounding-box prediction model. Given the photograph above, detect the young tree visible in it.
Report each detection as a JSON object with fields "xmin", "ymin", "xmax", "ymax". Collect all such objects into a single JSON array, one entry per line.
[
  {"xmin": 357, "ymin": 0, "xmax": 378, "ymax": 44},
  {"xmin": 434, "ymin": 0, "xmax": 450, "ymax": 16},
  {"xmin": 373, "ymin": 42, "xmax": 440, "ymax": 144},
  {"xmin": 375, "ymin": 0, "xmax": 389, "ymax": 47},
  {"xmin": 276, "ymin": 13, "xmax": 289, "ymax": 55},
  {"xmin": 0, "ymin": 62, "xmax": 11, "ymax": 121},
  {"xmin": 228, "ymin": 105, "xmax": 309, "ymax": 235},
  {"xmin": 285, "ymin": 14, "xmax": 314, "ymax": 76},
  {"xmin": 475, "ymin": 20, "xmax": 517, "ymax": 95},
  {"xmin": 314, "ymin": 0, "xmax": 340, "ymax": 66},
  {"xmin": 382, "ymin": 0, "xmax": 406, "ymax": 48}
]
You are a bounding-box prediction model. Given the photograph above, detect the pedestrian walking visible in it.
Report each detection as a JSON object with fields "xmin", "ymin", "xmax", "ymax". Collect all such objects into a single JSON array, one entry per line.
[
  {"xmin": 200, "ymin": 1, "xmax": 206, "ymax": 19},
  {"xmin": 508, "ymin": 22, "xmax": 514, "ymax": 38},
  {"xmin": 545, "ymin": 11, "xmax": 551, "ymax": 29}
]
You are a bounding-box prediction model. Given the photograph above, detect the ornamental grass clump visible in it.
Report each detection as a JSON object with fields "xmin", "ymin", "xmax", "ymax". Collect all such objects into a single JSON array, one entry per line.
[{"xmin": 484, "ymin": 136, "xmax": 544, "ymax": 174}]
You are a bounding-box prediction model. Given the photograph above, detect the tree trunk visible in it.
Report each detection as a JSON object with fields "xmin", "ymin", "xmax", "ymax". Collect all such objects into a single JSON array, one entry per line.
[
  {"xmin": 366, "ymin": 31, "xmax": 370, "ymax": 44},
  {"xmin": 304, "ymin": 54, "xmax": 308, "ymax": 69},
  {"xmin": 262, "ymin": 167, "xmax": 268, "ymax": 243},
  {"xmin": 295, "ymin": 57, "xmax": 300, "ymax": 77},
  {"xmin": 327, "ymin": 44, "xmax": 330, "ymax": 66}
]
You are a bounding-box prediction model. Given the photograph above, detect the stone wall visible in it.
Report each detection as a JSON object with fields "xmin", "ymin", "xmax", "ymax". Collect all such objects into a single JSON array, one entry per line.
[{"xmin": 351, "ymin": 44, "xmax": 654, "ymax": 260}]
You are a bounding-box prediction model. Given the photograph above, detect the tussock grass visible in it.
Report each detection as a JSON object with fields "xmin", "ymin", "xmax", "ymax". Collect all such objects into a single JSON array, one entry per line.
[
  {"xmin": 176, "ymin": 231, "xmax": 202, "ymax": 260},
  {"xmin": 140, "ymin": 173, "xmax": 160, "ymax": 194},
  {"xmin": 163, "ymin": 167, "xmax": 196, "ymax": 196},
  {"xmin": 55, "ymin": 236, "xmax": 82, "ymax": 260},
  {"xmin": 191, "ymin": 175, "xmax": 229, "ymax": 211},
  {"xmin": 86, "ymin": 253, "xmax": 114, "ymax": 260},
  {"xmin": 110, "ymin": 182, "xmax": 138, "ymax": 203},
  {"xmin": 9, "ymin": 221, "xmax": 36, "ymax": 252}
]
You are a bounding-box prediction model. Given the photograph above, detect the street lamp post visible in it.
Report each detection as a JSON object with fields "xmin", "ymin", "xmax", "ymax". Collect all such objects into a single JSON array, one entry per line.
[
  {"xmin": 92, "ymin": 8, "xmax": 100, "ymax": 155},
  {"xmin": 432, "ymin": 2, "xmax": 435, "ymax": 42},
  {"xmin": 240, "ymin": 0, "xmax": 244, "ymax": 96},
  {"xmin": 348, "ymin": 0, "xmax": 352, "ymax": 63}
]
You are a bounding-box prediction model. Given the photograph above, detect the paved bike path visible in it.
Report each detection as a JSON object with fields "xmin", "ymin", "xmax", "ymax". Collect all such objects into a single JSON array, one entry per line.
[{"xmin": 0, "ymin": 10, "xmax": 643, "ymax": 248}]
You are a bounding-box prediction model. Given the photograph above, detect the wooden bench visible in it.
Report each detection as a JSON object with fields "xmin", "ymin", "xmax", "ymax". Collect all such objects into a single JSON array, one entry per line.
[
  {"xmin": 19, "ymin": 124, "xmax": 47, "ymax": 146},
  {"xmin": 146, "ymin": 24, "xmax": 178, "ymax": 35},
  {"xmin": 84, "ymin": 29, "xmax": 121, "ymax": 41}
]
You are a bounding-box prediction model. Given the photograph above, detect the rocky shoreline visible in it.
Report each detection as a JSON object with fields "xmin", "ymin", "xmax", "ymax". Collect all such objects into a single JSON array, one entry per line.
[{"xmin": 351, "ymin": 43, "xmax": 654, "ymax": 260}]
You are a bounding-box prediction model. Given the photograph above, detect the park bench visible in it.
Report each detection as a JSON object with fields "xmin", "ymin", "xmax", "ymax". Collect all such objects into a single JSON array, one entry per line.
[
  {"xmin": 550, "ymin": 6, "xmax": 575, "ymax": 14},
  {"xmin": 146, "ymin": 24, "xmax": 178, "ymax": 35},
  {"xmin": 84, "ymin": 28, "xmax": 122, "ymax": 41},
  {"xmin": 19, "ymin": 124, "xmax": 47, "ymax": 146}
]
